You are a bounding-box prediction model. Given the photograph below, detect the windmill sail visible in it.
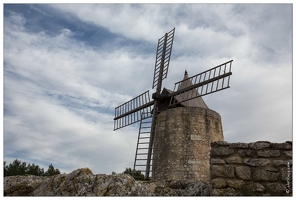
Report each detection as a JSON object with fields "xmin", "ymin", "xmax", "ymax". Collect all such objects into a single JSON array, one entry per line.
[
  {"xmin": 169, "ymin": 60, "xmax": 233, "ymax": 107},
  {"xmin": 152, "ymin": 28, "xmax": 175, "ymax": 89},
  {"xmin": 114, "ymin": 90, "xmax": 154, "ymax": 130}
]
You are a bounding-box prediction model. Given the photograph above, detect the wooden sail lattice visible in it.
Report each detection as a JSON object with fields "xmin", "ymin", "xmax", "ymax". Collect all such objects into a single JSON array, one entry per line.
[
  {"xmin": 114, "ymin": 90, "xmax": 153, "ymax": 130},
  {"xmin": 169, "ymin": 60, "xmax": 233, "ymax": 107},
  {"xmin": 152, "ymin": 28, "xmax": 175, "ymax": 89}
]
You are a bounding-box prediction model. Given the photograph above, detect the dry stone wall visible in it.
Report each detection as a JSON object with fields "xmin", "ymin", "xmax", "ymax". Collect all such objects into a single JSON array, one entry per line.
[{"xmin": 210, "ymin": 141, "xmax": 292, "ymax": 196}]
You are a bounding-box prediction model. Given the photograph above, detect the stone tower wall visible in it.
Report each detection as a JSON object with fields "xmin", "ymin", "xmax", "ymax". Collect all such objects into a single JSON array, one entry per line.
[{"xmin": 152, "ymin": 107, "xmax": 223, "ymax": 181}]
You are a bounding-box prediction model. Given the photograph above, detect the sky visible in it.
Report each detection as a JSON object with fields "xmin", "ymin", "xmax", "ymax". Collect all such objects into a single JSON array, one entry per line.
[{"xmin": 3, "ymin": 3, "xmax": 293, "ymax": 175}]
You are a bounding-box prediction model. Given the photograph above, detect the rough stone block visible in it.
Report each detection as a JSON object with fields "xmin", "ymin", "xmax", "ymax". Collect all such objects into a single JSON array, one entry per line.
[
  {"xmin": 243, "ymin": 158, "xmax": 270, "ymax": 167},
  {"xmin": 249, "ymin": 141, "xmax": 270, "ymax": 150},
  {"xmin": 211, "ymin": 188, "xmax": 236, "ymax": 196},
  {"xmin": 253, "ymin": 183, "xmax": 265, "ymax": 192},
  {"xmin": 212, "ymin": 165, "xmax": 234, "ymax": 178},
  {"xmin": 211, "ymin": 141, "xmax": 229, "ymax": 147},
  {"xmin": 229, "ymin": 143, "xmax": 248, "ymax": 149},
  {"xmin": 266, "ymin": 183, "xmax": 287, "ymax": 195},
  {"xmin": 284, "ymin": 141, "xmax": 292, "ymax": 150},
  {"xmin": 226, "ymin": 180, "xmax": 245, "ymax": 189},
  {"xmin": 266, "ymin": 167, "xmax": 279, "ymax": 172},
  {"xmin": 252, "ymin": 169, "xmax": 269, "ymax": 181},
  {"xmin": 257, "ymin": 150, "xmax": 280, "ymax": 157},
  {"xmin": 283, "ymin": 150, "xmax": 292, "ymax": 158},
  {"xmin": 269, "ymin": 172, "xmax": 280, "ymax": 182},
  {"xmin": 237, "ymin": 149, "xmax": 256, "ymax": 157},
  {"xmin": 225, "ymin": 154, "xmax": 243, "ymax": 164},
  {"xmin": 272, "ymin": 160, "xmax": 292, "ymax": 167},
  {"xmin": 235, "ymin": 166, "xmax": 251, "ymax": 180},
  {"xmin": 211, "ymin": 147, "xmax": 234, "ymax": 157},
  {"xmin": 270, "ymin": 143, "xmax": 285, "ymax": 149},
  {"xmin": 253, "ymin": 169, "xmax": 279, "ymax": 181},
  {"xmin": 212, "ymin": 178, "xmax": 227, "ymax": 188}
]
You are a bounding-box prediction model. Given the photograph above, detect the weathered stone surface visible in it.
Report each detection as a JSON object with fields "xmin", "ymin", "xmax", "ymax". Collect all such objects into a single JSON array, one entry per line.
[
  {"xmin": 212, "ymin": 179, "xmax": 227, "ymax": 188},
  {"xmin": 177, "ymin": 181, "xmax": 210, "ymax": 196},
  {"xmin": 229, "ymin": 143, "xmax": 248, "ymax": 149},
  {"xmin": 267, "ymin": 171, "xmax": 280, "ymax": 182},
  {"xmin": 237, "ymin": 149, "xmax": 256, "ymax": 157},
  {"xmin": 235, "ymin": 166, "xmax": 251, "ymax": 180},
  {"xmin": 211, "ymin": 188, "xmax": 236, "ymax": 196},
  {"xmin": 226, "ymin": 180, "xmax": 245, "ymax": 189},
  {"xmin": 270, "ymin": 143, "xmax": 285, "ymax": 149},
  {"xmin": 270, "ymin": 142, "xmax": 292, "ymax": 150},
  {"xmin": 253, "ymin": 183, "xmax": 265, "ymax": 192},
  {"xmin": 225, "ymin": 154, "xmax": 243, "ymax": 164},
  {"xmin": 266, "ymin": 167, "xmax": 278, "ymax": 172},
  {"xmin": 272, "ymin": 159, "xmax": 292, "ymax": 167},
  {"xmin": 4, "ymin": 168, "xmax": 211, "ymax": 196},
  {"xmin": 243, "ymin": 158, "xmax": 270, "ymax": 167},
  {"xmin": 212, "ymin": 165, "xmax": 234, "ymax": 178},
  {"xmin": 210, "ymin": 141, "xmax": 292, "ymax": 196},
  {"xmin": 252, "ymin": 169, "xmax": 279, "ymax": 181},
  {"xmin": 283, "ymin": 150, "xmax": 292, "ymax": 158},
  {"xmin": 257, "ymin": 150, "xmax": 280, "ymax": 157},
  {"xmin": 211, "ymin": 147, "xmax": 234, "ymax": 157},
  {"xmin": 211, "ymin": 141, "xmax": 229, "ymax": 147},
  {"xmin": 249, "ymin": 141, "xmax": 270, "ymax": 150},
  {"xmin": 266, "ymin": 183, "xmax": 287, "ymax": 195},
  {"xmin": 153, "ymin": 107, "xmax": 223, "ymax": 182},
  {"xmin": 284, "ymin": 141, "xmax": 292, "ymax": 150},
  {"xmin": 4, "ymin": 175, "xmax": 47, "ymax": 196},
  {"xmin": 211, "ymin": 158, "xmax": 226, "ymax": 165}
]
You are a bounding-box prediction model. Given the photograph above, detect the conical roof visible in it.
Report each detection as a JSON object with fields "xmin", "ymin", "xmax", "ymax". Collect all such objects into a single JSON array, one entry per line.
[{"xmin": 174, "ymin": 70, "xmax": 208, "ymax": 108}]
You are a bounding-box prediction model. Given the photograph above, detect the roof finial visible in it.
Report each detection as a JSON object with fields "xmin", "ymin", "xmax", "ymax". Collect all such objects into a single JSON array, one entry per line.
[{"xmin": 184, "ymin": 69, "xmax": 188, "ymax": 75}]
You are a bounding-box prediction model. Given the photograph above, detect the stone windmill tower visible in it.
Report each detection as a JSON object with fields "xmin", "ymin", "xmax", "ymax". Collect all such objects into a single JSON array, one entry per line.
[
  {"xmin": 152, "ymin": 70, "xmax": 224, "ymax": 182},
  {"xmin": 113, "ymin": 28, "xmax": 233, "ymax": 181}
]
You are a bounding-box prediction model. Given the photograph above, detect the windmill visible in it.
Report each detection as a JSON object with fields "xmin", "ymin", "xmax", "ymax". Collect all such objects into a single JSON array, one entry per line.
[{"xmin": 114, "ymin": 28, "xmax": 233, "ymax": 180}]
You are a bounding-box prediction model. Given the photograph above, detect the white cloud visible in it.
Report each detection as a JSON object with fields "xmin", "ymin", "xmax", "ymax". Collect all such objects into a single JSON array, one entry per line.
[{"xmin": 4, "ymin": 9, "xmax": 140, "ymax": 173}]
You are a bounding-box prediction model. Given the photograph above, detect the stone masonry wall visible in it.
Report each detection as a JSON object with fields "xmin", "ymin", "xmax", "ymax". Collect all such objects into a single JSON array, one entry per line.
[
  {"xmin": 210, "ymin": 141, "xmax": 292, "ymax": 196},
  {"xmin": 153, "ymin": 107, "xmax": 223, "ymax": 182}
]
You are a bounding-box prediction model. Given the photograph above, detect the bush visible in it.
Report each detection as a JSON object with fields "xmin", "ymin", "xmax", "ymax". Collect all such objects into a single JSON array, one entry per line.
[{"xmin": 123, "ymin": 167, "xmax": 145, "ymax": 180}]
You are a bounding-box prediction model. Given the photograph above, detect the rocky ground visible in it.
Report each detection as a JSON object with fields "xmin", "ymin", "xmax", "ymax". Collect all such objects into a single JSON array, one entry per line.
[{"xmin": 4, "ymin": 168, "xmax": 210, "ymax": 196}]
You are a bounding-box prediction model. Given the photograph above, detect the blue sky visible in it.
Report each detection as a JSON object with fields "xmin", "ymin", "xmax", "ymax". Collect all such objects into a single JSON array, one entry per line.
[{"xmin": 3, "ymin": 3, "xmax": 293, "ymax": 174}]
